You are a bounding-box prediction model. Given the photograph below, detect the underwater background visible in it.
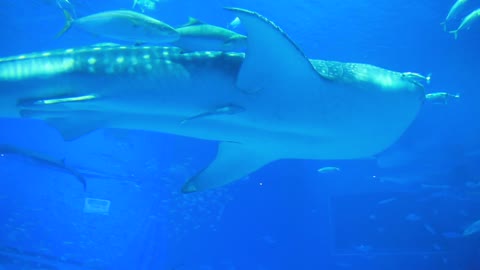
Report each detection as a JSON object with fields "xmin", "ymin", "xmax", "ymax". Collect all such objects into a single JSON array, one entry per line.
[{"xmin": 1, "ymin": 0, "xmax": 480, "ymax": 269}]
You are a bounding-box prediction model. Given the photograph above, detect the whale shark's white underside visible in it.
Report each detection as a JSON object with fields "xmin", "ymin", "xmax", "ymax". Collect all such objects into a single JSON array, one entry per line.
[{"xmin": 0, "ymin": 8, "xmax": 425, "ymax": 192}]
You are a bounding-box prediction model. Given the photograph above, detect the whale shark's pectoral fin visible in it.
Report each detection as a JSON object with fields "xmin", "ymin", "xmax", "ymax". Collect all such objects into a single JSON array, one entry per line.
[
  {"xmin": 18, "ymin": 94, "xmax": 108, "ymax": 141},
  {"xmin": 225, "ymin": 7, "xmax": 323, "ymax": 94},
  {"xmin": 181, "ymin": 142, "xmax": 277, "ymax": 193},
  {"xmin": 20, "ymin": 110, "xmax": 108, "ymax": 141},
  {"xmin": 45, "ymin": 116, "xmax": 106, "ymax": 141}
]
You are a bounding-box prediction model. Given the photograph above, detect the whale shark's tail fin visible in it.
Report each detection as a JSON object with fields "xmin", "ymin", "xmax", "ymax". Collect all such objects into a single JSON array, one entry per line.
[{"xmin": 449, "ymin": 30, "xmax": 459, "ymax": 40}]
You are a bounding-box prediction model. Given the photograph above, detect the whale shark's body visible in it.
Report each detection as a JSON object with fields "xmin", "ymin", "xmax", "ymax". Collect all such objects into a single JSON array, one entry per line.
[{"xmin": 0, "ymin": 8, "xmax": 425, "ymax": 192}]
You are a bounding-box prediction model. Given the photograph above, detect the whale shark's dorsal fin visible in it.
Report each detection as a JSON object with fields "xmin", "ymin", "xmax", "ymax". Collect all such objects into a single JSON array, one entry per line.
[
  {"xmin": 224, "ymin": 7, "xmax": 323, "ymax": 94},
  {"xmin": 181, "ymin": 8, "xmax": 326, "ymax": 192},
  {"xmin": 181, "ymin": 17, "xmax": 205, "ymax": 27}
]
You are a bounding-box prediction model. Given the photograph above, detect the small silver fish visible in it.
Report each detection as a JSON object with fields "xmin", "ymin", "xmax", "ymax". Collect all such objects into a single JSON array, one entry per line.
[
  {"xmin": 405, "ymin": 213, "xmax": 421, "ymax": 222},
  {"xmin": 402, "ymin": 72, "xmax": 431, "ymax": 85},
  {"xmin": 354, "ymin": 244, "xmax": 372, "ymax": 253},
  {"xmin": 424, "ymin": 224, "xmax": 437, "ymax": 235},
  {"xmin": 449, "ymin": 8, "xmax": 480, "ymax": 39},
  {"xmin": 442, "ymin": 231, "xmax": 463, "ymax": 238},
  {"xmin": 420, "ymin": 183, "xmax": 452, "ymax": 189},
  {"xmin": 377, "ymin": 197, "xmax": 397, "ymax": 205},
  {"xmin": 317, "ymin": 166, "xmax": 340, "ymax": 174},
  {"xmin": 57, "ymin": 9, "xmax": 179, "ymax": 44},
  {"xmin": 441, "ymin": 0, "xmax": 469, "ymax": 31},
  {"xmin": 464, "ymin": 219, "xmax": 480, "ymax": 236},
  {"xmin": 425, "ymin": 92, "xmax": 460, "ymax": 104}
]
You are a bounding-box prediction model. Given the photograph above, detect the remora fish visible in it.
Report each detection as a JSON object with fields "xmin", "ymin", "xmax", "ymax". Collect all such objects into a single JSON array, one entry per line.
[
  {"xmin": 181, "ymin": 104, "xmax": 244, "ymax": 124},
  {"xmin": 0, "ymin": 8, "xmax": 425, "ymax": 193},
  {"xmin": 449, "ymin": 8, "xmax": 480, "ymax": 39},
  {"xmin": 173, "ymin": 17, "xmax": 247, "ymax": 52},
  {"xmin": 401, "ymin": 72, "xmax": 431, "ymax": 85},
  {"xmin": 57, "ymin": 9, "xmax": 179, "ymax": 44},
  {"xmin": 0, "ymin": 144, "xmax": 86, "ymax": 190},
  {"xmin": 441, "ymin": 0, "xmax": 469, "ymax": 31}
]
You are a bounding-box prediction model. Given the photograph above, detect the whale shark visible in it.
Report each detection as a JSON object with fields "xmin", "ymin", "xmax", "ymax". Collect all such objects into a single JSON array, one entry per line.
[{"xmin": 0, "ymin": 8, "xmax": 425, "ymax": 193}]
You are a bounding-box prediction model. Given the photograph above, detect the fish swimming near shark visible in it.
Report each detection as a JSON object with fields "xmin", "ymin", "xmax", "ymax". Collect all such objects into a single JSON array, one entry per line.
[
  {"xmin": 317, "ymin": 166, "xmax": 340, "ymax": 174},
  {"xmin": 172, "ymin": 17, "xmax": 247, "ymax": 52},
  {"xmin": 401, "ymin": 72, "xmax": 431, "ymax": 85},
  {"xmin": 441, "ymin": 0, "xmax": 470, "ymax": 31},
  {"xmin": 180, "ymin": 104, "xmax": 245, "ymax": 124},
  {"xmin": 425, "ymin": 92, "xmax": 460, "ymax": 104},
  {"xmin": 0, "ymin": 8, "xmax": 425, "ymax": 193},
  {"xmin": 449, "ymin": 8, "xmax": 480, "ymax": 39},
  {"xmin": 52, "ymin": 0, "xmax": 77, "ymax": 18},
  {"xmin": 463, "ymin": 218, "xmax": 480, "ymax": 236},
  {"xmin": 57, "ymin": 9, "xmax": 179, "ymax": 44},
  {"xmin": 228, "ymin": 16, "xmax": 241, "ymax": 29},
  {"xmin": 132, "ymin": 0, "xmax": 167, "ymax": 12},
  {"xmin": 0, "ymin": 144, "xmax": 86, "ymax": 190}
]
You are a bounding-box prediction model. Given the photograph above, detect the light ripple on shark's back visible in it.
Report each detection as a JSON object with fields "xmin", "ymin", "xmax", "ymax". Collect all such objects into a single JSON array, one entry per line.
[{"xmin": 0, "ymin": 45, "xmax": 244, "ymax": 81}]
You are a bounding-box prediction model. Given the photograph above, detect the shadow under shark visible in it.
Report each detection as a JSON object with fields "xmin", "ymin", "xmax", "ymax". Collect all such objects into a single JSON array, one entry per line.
[{"xmin": 0, "ymin": 8, "xmax": 425, "ymax": 193}]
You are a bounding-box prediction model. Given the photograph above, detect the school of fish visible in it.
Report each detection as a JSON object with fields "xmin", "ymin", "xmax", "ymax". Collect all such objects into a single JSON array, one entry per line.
[{"xmin": 443, "ymin": 0, "xmax": 480, "ymax": 39}]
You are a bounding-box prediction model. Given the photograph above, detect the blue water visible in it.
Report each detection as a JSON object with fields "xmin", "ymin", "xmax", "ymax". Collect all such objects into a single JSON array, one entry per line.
[{"xmin": 1, "ymin": 0, "xmax": 480, "ymax": 269}]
